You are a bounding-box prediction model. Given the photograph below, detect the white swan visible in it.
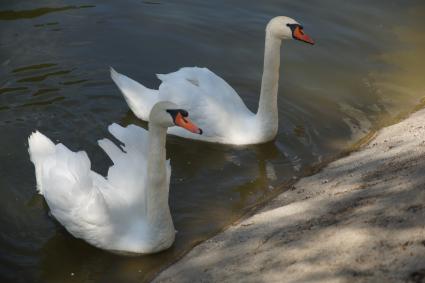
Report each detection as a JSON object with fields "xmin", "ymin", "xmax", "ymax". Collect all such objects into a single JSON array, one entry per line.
[
  {"xmin": 111, "ymin": 16, "xmax": 314, "ymax": 145},
  {"xmin": 28, "ymin": 101, "xmax": 202, "ymax": 254}
]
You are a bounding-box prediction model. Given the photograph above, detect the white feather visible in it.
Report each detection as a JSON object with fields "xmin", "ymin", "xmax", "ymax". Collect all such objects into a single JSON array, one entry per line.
[
  {"xmin": 112, "ymin": 67, "xmax": 257, "ymax": 144},
  {"xmin": 110, "ymin": 16, "xmax": 309, "ymax": 145},
  {"xmin": 28, "ymin": 123, "xmax": 173, "ymax": 254}
]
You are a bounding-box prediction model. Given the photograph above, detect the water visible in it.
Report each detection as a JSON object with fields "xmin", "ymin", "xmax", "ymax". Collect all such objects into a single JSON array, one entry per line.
[{"xmin": 1, "ymin": 1, "xmax": 424, "ymax": 282}]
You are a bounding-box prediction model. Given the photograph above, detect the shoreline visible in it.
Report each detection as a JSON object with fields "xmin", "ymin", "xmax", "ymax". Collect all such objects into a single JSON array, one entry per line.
[{"xmin": 153, "ymin": 109, "xmax": 425, "ymax": 282}]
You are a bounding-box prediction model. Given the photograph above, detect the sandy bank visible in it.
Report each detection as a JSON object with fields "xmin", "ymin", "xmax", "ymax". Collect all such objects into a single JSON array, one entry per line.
[{"xmin": 154, "ymin": 109, "xmax": 425, "ymax": 283}]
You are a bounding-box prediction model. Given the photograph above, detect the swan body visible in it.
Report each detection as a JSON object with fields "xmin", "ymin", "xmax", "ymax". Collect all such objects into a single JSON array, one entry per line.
[
  {"xmin": 111, "ymin": 16, "xmax": 314, "ymax": 145},
  {"xmin": 28, "ymin": 102, "xmax": 201, "ymax": 254}
]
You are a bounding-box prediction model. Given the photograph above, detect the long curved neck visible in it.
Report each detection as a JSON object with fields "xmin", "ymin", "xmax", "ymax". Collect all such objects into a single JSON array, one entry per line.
[
  {"xmin": 145, "ymin": 123, "xmax": 171, "ymax": 224},
  {"xmin": 256, "ymin": 30, "xmax": 282, "ymax": 136}
]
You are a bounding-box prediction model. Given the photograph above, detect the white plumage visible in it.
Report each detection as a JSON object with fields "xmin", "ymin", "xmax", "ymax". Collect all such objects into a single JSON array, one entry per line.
[
  {"xmin": 111, "ymin": 67, "xmax": 256, "ymax": 144},
  {"xmin": 27, "ymin": 101, "xmax": 193, "ymax": 254},
  {"xmin": 111, "ymin": 16, "xmax": 314, "ymax": 145}
]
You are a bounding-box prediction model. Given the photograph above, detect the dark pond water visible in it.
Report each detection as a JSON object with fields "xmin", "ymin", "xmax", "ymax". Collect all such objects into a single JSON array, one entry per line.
[{"xmin": 1, "ymin": 0, "xmax": 424, "ymax": 282}]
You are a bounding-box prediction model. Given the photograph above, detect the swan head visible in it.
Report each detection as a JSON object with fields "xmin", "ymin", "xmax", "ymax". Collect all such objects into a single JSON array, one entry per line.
[
  {"xmin": 267, "ymin": 16, "xmax": 314, "ymax": 45},
  {"xmin": 150, "ymin": 101, "xmax": 203, "ymax": 134}
]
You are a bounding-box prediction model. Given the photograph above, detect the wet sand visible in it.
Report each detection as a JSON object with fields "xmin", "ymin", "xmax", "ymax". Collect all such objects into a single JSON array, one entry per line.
[{"xmin": 154, "ymin": 109, "xmax": 425, "ymax": 283}]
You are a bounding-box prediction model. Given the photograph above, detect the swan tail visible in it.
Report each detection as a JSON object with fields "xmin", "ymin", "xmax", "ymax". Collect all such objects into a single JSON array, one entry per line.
[
  {"xmin": 29, "ymin": 132, "xmax": 109, "ymax": 243},
  {"xmin": 28, "ymin": 131, "xmax": 56, "ymax": 194},
  {"xmin": 42, "ymin": 145, "xmax": 93, "ymax": 209},
  {"xmin": 110, "ymin": 67, "xmax": 159, "ymax": 121},
  {"xmin": 28, "ymin": 131, "xmax": 93, "ymax": 197}
]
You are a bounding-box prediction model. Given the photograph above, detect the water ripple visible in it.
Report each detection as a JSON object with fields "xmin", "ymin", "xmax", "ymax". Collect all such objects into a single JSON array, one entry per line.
[{"xmin": 0, "ymin": 5, "xmax": 95, "ymax": 21}]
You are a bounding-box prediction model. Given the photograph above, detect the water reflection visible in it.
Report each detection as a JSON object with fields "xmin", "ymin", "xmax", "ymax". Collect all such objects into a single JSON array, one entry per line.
[
  {"xmin": 0, "ymin": 87, "xmax": 28, "ymax": 95},
  {"xmin": 12, "ymin": 63, "xmax": 58, "ymax": 73},
  {"xmin": 17, "ymin": 69, "xmax": 72, "ymax": 83},
  {"xmin": 0, "ymin": 5, "xmax": 95, "ymax": 21}
]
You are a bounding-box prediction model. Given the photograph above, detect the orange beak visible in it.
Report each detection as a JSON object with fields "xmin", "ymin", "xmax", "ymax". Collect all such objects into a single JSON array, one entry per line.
[
  {"xmin": 293, "ymin": 26, "xmax": 315, "ymax": 45},
  {"xmin": 175, "ymin": 112, "xmax": 203, "ymax": 135}
]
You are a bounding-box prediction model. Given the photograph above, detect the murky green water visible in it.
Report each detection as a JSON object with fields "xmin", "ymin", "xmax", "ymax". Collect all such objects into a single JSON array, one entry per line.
[{"xmin": 1, "ymin": 1, "xmax": 424, "ymax": 282}]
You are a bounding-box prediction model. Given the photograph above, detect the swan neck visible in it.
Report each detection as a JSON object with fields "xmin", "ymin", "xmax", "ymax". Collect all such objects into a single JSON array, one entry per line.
[
  {"xmin": 256, "ymin": 31, "xmax": 282, "ymax": 134},
  {"xmin": 146, "ymin": 123, "xmax": 171, "ymax": 224}
]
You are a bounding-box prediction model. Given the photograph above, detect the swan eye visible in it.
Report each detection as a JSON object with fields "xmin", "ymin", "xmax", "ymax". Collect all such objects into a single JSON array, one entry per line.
[
  {"xmin": 287, "ymin": 23, "xmax": 302, "ymax": 32},
  {"xmin": 166, "ymin": 109, "xmax": 189, "ymax": 122}
]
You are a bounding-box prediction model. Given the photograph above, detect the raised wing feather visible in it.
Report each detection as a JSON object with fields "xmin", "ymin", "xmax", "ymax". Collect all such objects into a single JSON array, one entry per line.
[
  {"xmin": 28, "ymin": 124, "xmax": 164, "ymax": 250},
  {"xmin": 157, "ymin": 67, "xmax": 254, "ymax": 141},
  {"xmin": 28, "ymin": 133, "xmax": 111, "ymax": 246},
  {"xmin": 98, "ymin": 123, "xmax": 150, "ymax": 206}
]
